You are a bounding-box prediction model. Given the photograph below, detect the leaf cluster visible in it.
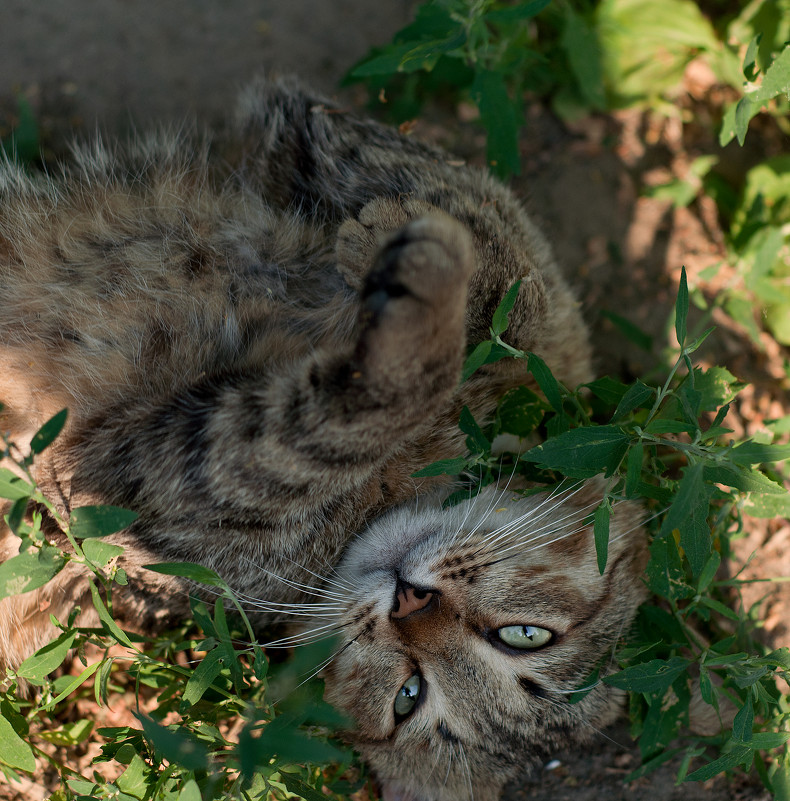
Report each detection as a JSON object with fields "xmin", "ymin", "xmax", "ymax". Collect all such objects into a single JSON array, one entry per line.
[
  {"xmin": 0, "ymin": 417, "xmax": 361, "ymax": 801},
  {"xmin": 418, "ymin": 271, "xmax": 790, "ymax": 793}
]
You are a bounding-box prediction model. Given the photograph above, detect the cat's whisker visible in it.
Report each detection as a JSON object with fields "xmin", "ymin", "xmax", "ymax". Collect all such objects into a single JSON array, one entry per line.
[
  {"xmin": 467, "ymin": 482, "xmax": 588, "ymax": 554},
  {"xmin": 269, "ymin": 638, "xmax": 354, "ymax": 705},
  {"xmin": 274, "ymin": 553, "xmax": 355, "ymax": 593},
  {"xmin": 261, "ymin": 621, "xmax": 345, "ymax": 648}
]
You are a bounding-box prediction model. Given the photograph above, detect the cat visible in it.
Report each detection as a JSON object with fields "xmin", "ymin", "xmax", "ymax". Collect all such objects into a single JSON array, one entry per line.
[{"xmin": 0, "ymin": 77, "xmax": 647, "ymax": 801}]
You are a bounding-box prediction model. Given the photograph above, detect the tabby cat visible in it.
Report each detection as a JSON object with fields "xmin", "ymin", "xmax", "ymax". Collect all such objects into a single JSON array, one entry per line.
[{"xmin": 0, "ymin": 78, "xmax": 647, "ymax": 801}]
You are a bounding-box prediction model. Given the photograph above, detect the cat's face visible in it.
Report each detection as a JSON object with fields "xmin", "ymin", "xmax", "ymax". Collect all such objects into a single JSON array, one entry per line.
[{"xmin": 321, "ymin": 481, "xmax": 648, "ymax": 801}]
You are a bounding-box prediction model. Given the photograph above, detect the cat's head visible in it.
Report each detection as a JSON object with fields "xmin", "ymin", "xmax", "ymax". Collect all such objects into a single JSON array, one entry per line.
[{"xmin": 320, "ymin": 480, "xmax": 648, "ymax": 801}]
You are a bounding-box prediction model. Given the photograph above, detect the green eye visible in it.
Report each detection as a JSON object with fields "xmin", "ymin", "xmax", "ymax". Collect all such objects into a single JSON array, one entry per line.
[
  {"xmin": 394, "ymin": 673, "xmax": 422, "ymax": 720},
  {"xmin": 498, "ymin": 625, "xmax": 552, "ymax": 649}
]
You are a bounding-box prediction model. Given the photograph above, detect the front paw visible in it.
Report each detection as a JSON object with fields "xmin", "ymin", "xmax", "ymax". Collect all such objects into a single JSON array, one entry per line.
[
  {"xmin": 336, "ymin": 197, "xmax": 452, "ymax": 290},
  {"xmin": 354, "ymin": 207, "xmax": 474, "ymax": 393}
]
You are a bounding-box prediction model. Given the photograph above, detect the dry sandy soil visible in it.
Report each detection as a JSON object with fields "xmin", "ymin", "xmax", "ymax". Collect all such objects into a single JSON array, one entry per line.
[{"xmin": 1, "ymin": 2, "xmax": 788, "ymax": 800}]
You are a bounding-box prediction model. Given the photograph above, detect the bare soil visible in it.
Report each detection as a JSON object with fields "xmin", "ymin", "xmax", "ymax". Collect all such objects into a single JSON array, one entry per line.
[{"xmin": 2, "ymin": 3, "xmax": 788, "ymax": 800}]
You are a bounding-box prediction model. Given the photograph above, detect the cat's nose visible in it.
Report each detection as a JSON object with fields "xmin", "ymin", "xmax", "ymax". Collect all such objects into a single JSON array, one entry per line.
[{"xmin": 391, "ymin": 577, "xmax": 436, "ymax": 619}]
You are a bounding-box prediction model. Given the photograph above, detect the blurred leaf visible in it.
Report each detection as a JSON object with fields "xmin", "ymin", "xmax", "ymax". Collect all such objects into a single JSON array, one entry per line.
[
  {"xmin": 600, "ymin": 311, "xmax": 653, "ymax": 351},
  {"xmin": 0, "ymin": 468, "xmax": 34, "ymax": 501},
  {"xmin": 491, "ymin": 280, "xmax": 522, "ymax": 337},
  {"xmin": 136, "ymin": 713, "xmax": 211, "ymax": 772},
  {"xmin": 413, "ymin": 457, "xmax": 468, "ymax": 477},
  {"xmin": 30, "ymin": 409, "xmax": 68, "ymax": 454},
  {"xmin": 39, "ymin": 719, "xmax": 94, "ymax": 747},
  {"xmin": 0, "ymin": 714, "xmax": 36, "ymax": 772},
  {"xmin": 17, "ymin": 630, "xmax": 78, "ymax": 683},
  {"xmin": 561, "ymin": 7, "xmax": 606, "ymax": 110},
  {"xmin": 70, "ymin": 505, "xmax": 138, "ymax": 539},
  {"xmin": 0, "ymin": 546, "xmax": 66, "ymax": 600},
  {"xmin": 1, "ymin": 95, "xmax": 39, "ymax": 164},
  {"xmin": 471, "ymin": 68, "xmax": 521, "ymax": 176},
  {"xmin": 82, "ymin": 539, "xmax": 125, "ymax": 566},
  {"xmin": 144, "ymin": 561, "xmax": 228, "ymax": 589},
  {"xmin": 485, "ymin": 0, "xmax": 551, "ymax": 25}
]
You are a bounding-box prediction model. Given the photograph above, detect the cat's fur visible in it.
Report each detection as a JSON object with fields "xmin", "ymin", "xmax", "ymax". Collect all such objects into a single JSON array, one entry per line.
[{"xmin": 0, "ymin": 78, "xmax": 646, "ymax": 800}]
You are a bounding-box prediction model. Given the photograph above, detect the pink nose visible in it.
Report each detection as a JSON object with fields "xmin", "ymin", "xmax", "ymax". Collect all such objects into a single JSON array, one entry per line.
[{"xmin": 391, "ymin": 581, "xmax": 435, "ymax": 619}]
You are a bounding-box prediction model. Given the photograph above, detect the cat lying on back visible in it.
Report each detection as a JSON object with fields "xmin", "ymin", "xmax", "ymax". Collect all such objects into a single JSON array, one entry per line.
[{"xmin": 0, "ymin": 77, "xmax": 647, "ymax": 800}]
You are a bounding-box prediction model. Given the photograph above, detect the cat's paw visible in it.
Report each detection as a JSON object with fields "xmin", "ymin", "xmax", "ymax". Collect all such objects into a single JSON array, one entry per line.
[
  {"xmin": 356, "ymin": 208, "xmax": 474, "ymax": 387},
  {"xmin": 336, "ymin": 197, "xmax": 447, "ymax": 290}
]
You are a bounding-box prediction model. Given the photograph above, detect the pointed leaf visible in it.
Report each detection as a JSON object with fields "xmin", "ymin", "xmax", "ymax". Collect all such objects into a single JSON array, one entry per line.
[
  {"xmin": 521, "ymin": 425, "xmax": 630, "ymax": 479},
  {"xmin": 0, "ymin": 714, "xmax": 36, "ymax": 772},
  {"xmin": 30, "ymin": 409, "xmax": 68, "ymax": 454},
  {"xmin": 675, "ymin": 266, "xmax": 689, "ymax": 347},
  {"xmin": 70, "ymin": 505, "xmax": 138, "ymax": 539}
]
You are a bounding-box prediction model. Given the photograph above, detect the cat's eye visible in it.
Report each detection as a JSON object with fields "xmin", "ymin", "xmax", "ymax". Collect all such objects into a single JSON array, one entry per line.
[
  {"xmin": 394, "ymin": 673, "xmax": 422, "ymax": 721},
  {"xmin": 497, "ymin": 625, "xmax": 552, "ymax": 650}
]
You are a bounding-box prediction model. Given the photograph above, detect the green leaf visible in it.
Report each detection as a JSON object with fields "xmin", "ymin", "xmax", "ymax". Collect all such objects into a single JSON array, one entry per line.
[
  {"xmin": 0, "ymin": 714, "xmax": 36, "ymax": 772},
  {"xmin": 1, "ymin": 95, "xmax": 39, "ymax": 164},
  {"xmin": 485, "ymin": 0, "xmax": 551, "ymax": 25},
  {"xmin": 135, "ymin": 713, "xmax": 211, "ymax": 772},
  {"xmin": 30, "ymin": 409, "xmax": 68, "ymax": 454},
  {"xmin": 17, "ymin": 630, "xmax": 78, "ymax": 683},
  {"xmin": 39, "ymin": 719, "xmax": 94, "ymax": 747},
  {"xmin": 561, "ymin": 7, "xmax": 606, "ymax": 110},
  {"xmin": 279, "ymin": 772, "xmax": 334, "ymax": 801},
  {"xmin": 177, "ymin": 779, "xmax": 203, "ymax": 801},
  {"xmin": 675, "ymin": 266, "xmax": 689, "ymax": 347},
  {"xmin": 496, "ymin": 386, "xmax": 545, "ymax": 438},
  {"xmin": 742, "ymin": 491, "xmax": 790, "ymax": 518},
  {"xmin": 748, "ymin": 44, "xmax": 790, "ymax": 106},
  {"xmin": 594, "ymin": 501, "xmax": 610, "ymax": 574},
  {"xmin": 625, "ymin": 442, "xmax": 643, "ymax": 497},
  {"xmin": 491, "ymin": 281, "xmax": 522, "ymax": 337},
  {"xmin": 471, "ymin": 68, "xmax": 521, "ymax": 177},
  {"xmin": 685, "ymin": 745, "xmax": 751, "ymax": 782},
  {"xmin": 89, "ymin": 582, "xmax": 134, "ymax": 649},
  {"xmin": 703, "ymin": 464, "xmax": 785, "ymax": 495},
  {"xmin": 521, "ymin": 425, "xmax": 630, "ymax": 479},
  {"xmin": 44, "ymin": 659, "xmax": 101, "ymax": 709},
  {"xmin": 412, "ymin": 457, "xmax": 468, "ymax": 478},
  {"xmin": 729, "ymin": 441, "xmax": 790, "ymax": 466},
  {"xmin": 0, "ymin": 468, "xmax": 35, "ymax": 501},
  {"xmin": 0, "ymin": 546, "xmax": 66, "ymax": 600},
  {"xmin": 696, "ymin": 550, "xmax": 720, "ymax": 594},
  {"xmin": 647, "ymin": 533, "xmax": 692, "ymax": 601},
  {"xmin": 459, "ymin": 406, "xmax": 489, "ymax": 453},
  {"xmin": 732, "ymin": 695, "xmax": 754, "ymax": 743},
  {"xmin": 82, "ymin": 539, "xmax": 125, "ymax": 567},
  {"xmin": 611, "ymin": 380, "xmax": 654, "ymax": 421},
  {"xmin": 70, "ymin": 505, "xmax": 138, "ymax": 539},
  {"xmin": 462, "ymin": 340, "xmax": 493, "ymax": 382},
  {"xmin": 743, "ymin": 34, "xmax": 761, "ymax": 82},
  {"xmin": 144, "ymin": 561, "xmax": 228, "ymax": 588},
  {"xmin": 600, "ymin": 311, "xmax": 653, "ymax": 351},
  {"xmin": 660, "ymin": 464, "xmax": 713, "ymax": 577},
  {"xmin": 527, "ymin": 353, "xmax": 563, "ymax": 413},
  {"xmin": 181, "ymin": 647, "xmax": 227, "ymax": 709},
  {"xmin": 603, "ymin": 656, "xmax": 691, "ymax": 693},
  {"xmin": 585, "ymin": 376, "xmax": 630, "ymax": 406}
]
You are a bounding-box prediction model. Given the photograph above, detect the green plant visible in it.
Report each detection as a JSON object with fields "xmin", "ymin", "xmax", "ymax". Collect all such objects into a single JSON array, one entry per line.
[
  {"xmin": 417, "ymin": 270, "xmax": 790, "ymax": 793},
  {"xmin": 0, "ymin": 419, "xmax": 361, "ymax": 801}
]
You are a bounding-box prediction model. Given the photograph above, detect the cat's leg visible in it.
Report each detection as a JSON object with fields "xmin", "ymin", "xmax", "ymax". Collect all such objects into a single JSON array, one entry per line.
[{"xmin": 65, "ymin": 209, "xmax": 474, "ymax": 525}]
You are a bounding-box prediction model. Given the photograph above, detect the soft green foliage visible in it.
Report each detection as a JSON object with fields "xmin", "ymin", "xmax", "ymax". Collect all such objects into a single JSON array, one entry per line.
[
  {"xmin": 430, "ymin": 271, "xmax": 790, "ymax": 792},
  {"xmin": 0, "ymin": 418, "xmax": 360, "ymax": 801},
  {"xmin": 0, "ymin": 94, "xmax": 39, "ymax": 164}
]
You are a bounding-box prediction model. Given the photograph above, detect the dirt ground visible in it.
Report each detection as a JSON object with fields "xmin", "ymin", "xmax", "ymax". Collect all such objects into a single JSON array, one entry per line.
[{"xmin": 1, "ymin": 2, "xmax": 788, "ymax": 800}]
